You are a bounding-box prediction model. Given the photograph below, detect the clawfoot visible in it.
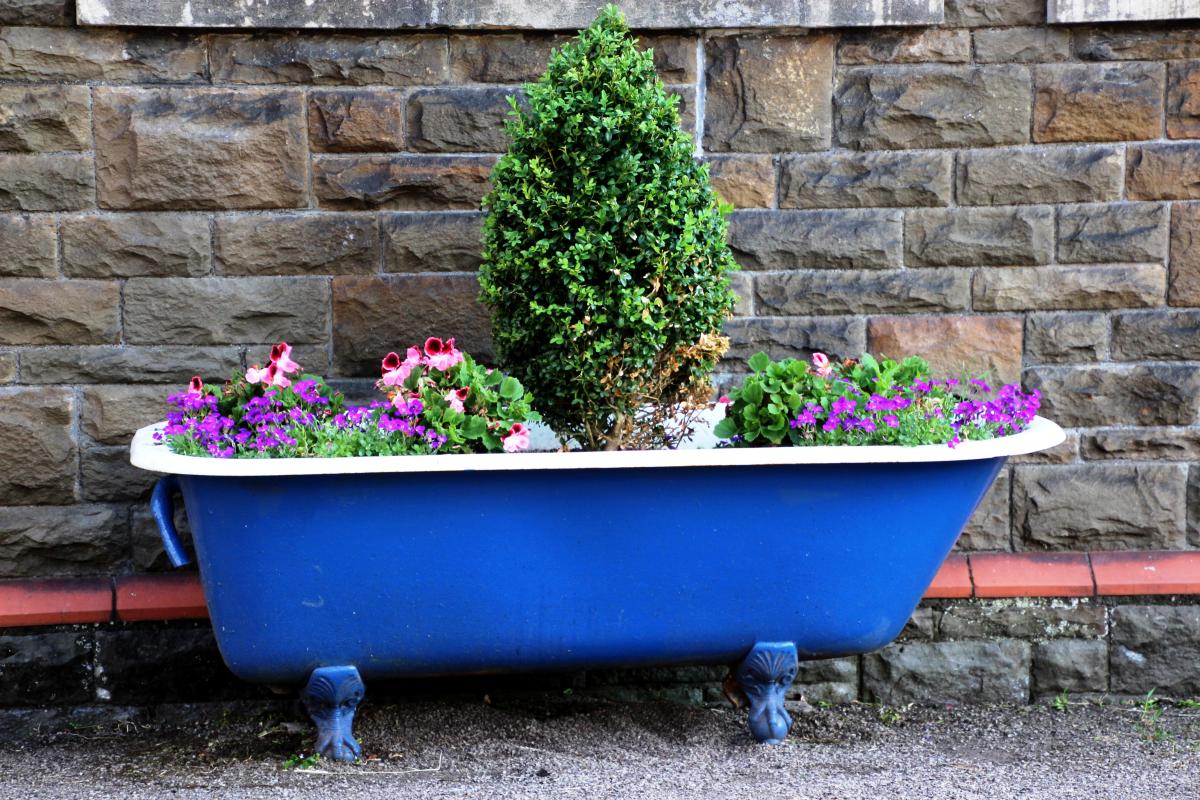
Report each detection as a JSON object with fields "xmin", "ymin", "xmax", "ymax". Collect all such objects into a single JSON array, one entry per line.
[
  {"xmin": 736, "ymin": 642, "xmax": 799, "ymax": 744},
  {"xmin": 301, "ymin": 665, "xmax": 365, "ymax": 762}
]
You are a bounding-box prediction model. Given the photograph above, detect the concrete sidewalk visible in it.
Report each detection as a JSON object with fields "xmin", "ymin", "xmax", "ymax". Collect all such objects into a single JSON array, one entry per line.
[{"xmin": 1, "ymin": 698, "xmax": 1197, "ymax": 799}]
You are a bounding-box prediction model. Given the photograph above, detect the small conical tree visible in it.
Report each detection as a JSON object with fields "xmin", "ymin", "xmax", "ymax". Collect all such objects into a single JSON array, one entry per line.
[{"xmin": 479, "ymin": 5, "xmax": 738, "ymax": 451}]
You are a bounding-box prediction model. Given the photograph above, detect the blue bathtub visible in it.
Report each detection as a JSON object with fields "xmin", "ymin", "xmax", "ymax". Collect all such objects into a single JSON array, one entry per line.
[{"xmin": 132, "ymin": 416, "xmax": 1064, "ymax": 759}]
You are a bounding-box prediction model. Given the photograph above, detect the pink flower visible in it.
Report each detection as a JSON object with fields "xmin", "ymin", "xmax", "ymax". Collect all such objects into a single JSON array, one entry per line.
[
  {"xmin": 380, "ymin": 347, "xmax": 424, "ymax": 386},
  {"xmin": 717, "ymin": 395, "xmax": 731, "ymax": 405},
  {"xmin": 186, "ymin": 376, "xmax": 204, "ymax": 396},
  {"xmin": 424, "ymin": 337, "xmax": 464, "ymax": 372},
  {"xmin": 502, "ymin": 422, "xmax": 530, "ymax": 453},
  {"xmin": 245, "ymin": 365, "xmax": 269, "ymax": 385},
  {"xmin": 270, "ymin": 342, "xmax": 301, "ymax": 375},
  {"xmin": 445, "ymin": 389, "xmax": 466, "ymax": 413},
  {"xmin": 811, "ymin": 352, "xmax": 833, "ymax": 378},
  {"xmin": 266, "ymin": 362, "xmax": 291, "ymax": 389}
]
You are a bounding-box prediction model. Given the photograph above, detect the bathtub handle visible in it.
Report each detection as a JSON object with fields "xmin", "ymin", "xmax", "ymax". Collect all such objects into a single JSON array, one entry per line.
[{"xmin": 151, "ymin": 476, "xmax": 192, "ymax": 568}]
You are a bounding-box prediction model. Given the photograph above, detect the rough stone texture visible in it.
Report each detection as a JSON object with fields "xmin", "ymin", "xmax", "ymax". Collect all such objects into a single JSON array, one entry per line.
[
  {"xmin": 757, "ymin": 270, "xmax": 971, "ymax": 316},
  {"xmin": 333, "ymin": 275, "xmax": 493, "ymax": 376},
  {"xmin": 124, "ymin": 278, "xmax": 329, "ymax": 346},
  {"xmin": 958, "ymin": 469, "xmax": 1011, "ymax": 551},
  {"xmin": 1191, "ymin": 467, "xmax": 1200, "ymax": 548},
  {"xmin": 0, "ymin": 27, "xmax": 206, "ymax": 83},
  {"xmin": 1032, "ymin": 640, "xmax": 1108, "ymax": 695},
  {"xmin": 0, "ymin": 85, "xmax": 89, "ymax": 152},
  {"xmin": 209, "ymin": 34, "xmax": 448, "ymax": 86},
  {"xmin": 308, "ymin": 90, "xmax": 405, "ymax": 153},
  {"xmin": 1056, "ymin": 203, "xmax": 1168, "ymax": 265},
  {"xmin": 727, "ymin": 210, "xmax": 902, "ymax": 269},
  {"xmin": 448, "ymin": 33, "xmax": 568, "ymax": 83},
  {"xmin": 61, "ymin": 215, "xmax": 211, "ymax": 279},
  {"xmin": 1083, "ymin": 428, "xmax": 1200, "ymax": 462},
  {"xmin": 1050, "ymin": 0, "xmax": 1200, "ymax": 24},
  {"xmin": 81, "ymin": 385, "xmax": 170, "ymax": 446},
  {"xmin": 313, "ymin": 155, "xmax": 494, "ymax": 211},
  {"xmin": 1026, "ymin": 364, "xmax": 1200, "ymax": 427},
  {"xmin": 0, "ymin": 506, "xmax": 127, "ymax": 578},
  {"xmin": 0, "ymin": 0, "xmax": 68, "ymax": 25},
  {"xmin": 973, "ymin": 265, "xmax": 1165, "ymax": 312},
  {"xmin": 0, "ymin": 279, "xmax": 119, "ymax": 345},
  {"xmin": 382, "ymin": 212, "xmax": 482, "ymax": 273},
  {"xmin": 905, "ymin": 207, "xmax": 1053, "ymax": 267},
  {"xmin": 1170, "ymin": 202, "xmax": 1200, "ymax": 306},
  {"xmin": 867, "ymin": 315, "xmax": 1024, "ymax": 385},
  {"xmin": 1127, "ymin": 143, "xmax": 1200, "ymax": 201},
  {"xmin": 944, "ymin": 0, "xmax": 1044, "ymax": 26},
  {"xmin": 863, "ymin": 641, "xmax": 1031, "ymax": 704},
  {"xmin": 0, "ymin": 388, "xmax": 74, "ymax": 506},
  {"xmin": 835, "ymin": 66, "xmax": 1030, "ymax": 150},
  {"xmin": 214, "ymin": 215, "xmax": 378, "ymax": 276},
  {"xmin": 0, "ymin": 154, "xmax": 93, "ymax": 211},
  {"xmin": 20, "ymin": 346, "xmax": 243, "ymax": 385},
  {"xmin": 81, "ymin": 445, "xmax": 158, "ymax": 502},
  {"xmin": 704, "ymin": 35, "xmax": 834, "ymax": 153},
  {"xmin": 706, "ymin": 156, "xmax": 776, "ymax": 209},
  {"xmin": 130, "ymin": 504, "xmax": 191, "ymax": 572},
  {"xmin": 1167, "ymin": 61, "xmax": 1200, "ymax": 140},
  {"xmin": 1111, "ymin": 310, "xmax": 1200, "ymax": 360},
  {"xmin": 94, "ymin": 88, "xmax": 307, "ymax": 211},
  {"xmin": 1075, "ymin": 26, "xmax": 1200, "ymax": 61},
  {"xmin": 0, "ymin": 353, "xmax": 14, "ymax": 384},
  {"xmin": 780, "ymin": 150, "xmax": 952, "ymax": 208},
  {"xmin": 1110, "ymin": 606, "xmax": 1200, "ymax": 696},
  {"xmin": 1024, "ymin": 312, "xmax": 1107, "ymax": 364},
  {"xmin": 1013, "ymin": 464, "xmax": 1187, "ymax": 550},
  {"xmin": 973, "ymin": 27, "xmax": 1072, "ymax": 63},
  {"xmin": 939, "ymin": 601, "xmax": 1107, "ymax": 640},
  {"xmin": 0, "ymin": 215, "xmax": 56, "ymax": 278},
  {"xmin": 838, "ymin": 29, "xmax": 970, "ymax": 64},
  {"xmin": 93, "ymin": 628, "xmax": 249, "ymax": 704},
  {"xmin": 0, "ymin": 633, "xmax": 91, "ymax": 707},
  {"xmin": 956, "ymin": 147, "xmax": 1122, "ymax": 206},
  {"xmin": 1033, "ymin": 63, "xmax": 1164, "ymax": 143},
  {"xmin": 407, "ymin": 87, "xmax": 514, "ymax": 153},
  {"xmin": 723, "ymin": 317, "xmax": 866, "ymax": 369},
  {"xmin": 728, "ymin": 272, "xmax": 753, "ymax": 317}
]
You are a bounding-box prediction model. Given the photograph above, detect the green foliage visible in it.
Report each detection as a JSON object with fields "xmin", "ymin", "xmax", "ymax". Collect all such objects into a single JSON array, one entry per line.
[{"xmin": 478, "ymin": 5, "xmax": 738, "ymax": 450}]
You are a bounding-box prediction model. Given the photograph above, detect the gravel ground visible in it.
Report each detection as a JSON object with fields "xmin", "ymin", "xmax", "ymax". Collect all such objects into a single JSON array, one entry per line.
[{"xmin": 1, "ymin": 697, "xmax": 1198, "ymax": 799}]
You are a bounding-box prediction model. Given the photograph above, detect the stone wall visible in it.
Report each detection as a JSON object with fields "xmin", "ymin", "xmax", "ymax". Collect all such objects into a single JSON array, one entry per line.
[{"xmin": 1, "ymin": 0, "xmax": 1199, "ymax": 705}]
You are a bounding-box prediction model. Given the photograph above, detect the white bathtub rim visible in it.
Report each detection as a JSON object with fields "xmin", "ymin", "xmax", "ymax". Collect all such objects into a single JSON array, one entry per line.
[{"xmin": 130, "ymin": 415, "xmax": 1065, "ymax": 476}]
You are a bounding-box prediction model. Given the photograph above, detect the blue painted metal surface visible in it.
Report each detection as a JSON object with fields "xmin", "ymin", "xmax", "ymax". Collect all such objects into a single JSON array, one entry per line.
[
  {"xmin": 737, "ymin": 642, "xmax": 798, "ymax": 744},
  {"xmin": 301, "ymin": 665, "xmax": 365, "ymax": 762},
  {"xmin": 155, "ymin": 457, "xmax": 1004, "ymax": 685},
  {"xmin": 150, "ymin": 475, "xmax": 191, "ymax": 568}
]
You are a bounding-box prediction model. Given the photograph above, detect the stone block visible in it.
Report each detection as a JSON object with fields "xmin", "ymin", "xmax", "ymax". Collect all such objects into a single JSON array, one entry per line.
[
  {"xmin": 124, "ymin": 277, "xmax": 329, "ymax": 346},
  {"xmin": 209, "ymin": 33, "xmax": 447, "ymax": 86},
  {"xmin": 332, "ymin": 275, "xmax": 493, "ymax": 377},
  {"xmin": 308, "ymin": 89, "xmax": 404, "ymax": 153},
  {"xmin": 0, "ymin": 279, "xmax": 119, "ymax": 345},
  {"xmin": 835, "ymin": 66, "xmax": 1030, "ymax": 150},
  {"xmin": 905, "ymin": 207, "xmax": 1053, "ymax": 267},
  {"xmin": 0, "ymin": 214, "xmax": 55, "ymax": 278},
  {"xmin": 1033, "ymin": 63, "xmax": 1164, "ymax": 143},
  {"xmin": 130, "ymin": 504, "xmax": 191, "ymax": 572},
  {"xmin": 407, "ymin": 87, "xmax": 515, "ymax": 153},
  {"xmin": 0, "ymin": 153, "xmax": 93, "ymax": 211},
  {"xmin": 382, "ymin": 212, "xmax": 483, "ymax": 273},
  {"xmin": 940, "ymin": 601, "xmax": 1107, "ymax": 640},
  {"xmin": 723, "ymin": 317, "xmax": 866, "ymax": 369},
  {"xmin": 0, "ymin": 387, "xmax": 74, "ymax": 505},
  {"xmin": 94, "ymin": 88, "xmax": 307, "ymax": 211},
  {"xmin": 0, "ymin": 633, "xmax": 91, "ymax": 707},
  {"xmin": 1110, "ymin": 606, "xmax": 1200, "ymax": 696},
  {"xmin": 973, "ymin": 264, "xmax": 1164, "ymax": 311},
  {"xmin": 214, "ymin": 214, "xmax": 378, "ymax": 276},
  {"xmin": 1082, "ymin": 429, "xmax": 1200, "ymax": 462},
  {"xmin": 1127, "ymin": 142, "xmax": 1200, "ymax": 201},
  {"xmin": 956, "ymin": 147, "xmax": 1122, "ymax": 206},
  {"xmin": 706, "ymin": 156, "xmax": 776, "ymax": 209},
  {"xmin": 729, "ymin": 272, "xmax": 753, "ymax": 317},
  {"xmin": 1190, "ymin": 467, "xmax": 1200, "ymax": 548},
  {"xmin": 61, "ymin": 214, "xmax": 210, "ymax": 278},
  {"xmin": 780, "ymin": 150, "xmax": 952, "ymax": 209},
  {"xmin": 944, "ymin": 0, "xmax": 1044, "ymax": 26},
  {"xmin": 1013, "ymin": 464, "xmax": 1187, "ymax": 550},
  {"xmin": 756, "ymin": 270, "xmax": 971, "ymax": 316},
  {"xmin": 0, "ymin": 27, "xmax": 206, "ymax": 83},
  {"xmin": 1056, "ymin": 203, "xmax": 1168, "ymax": 264},
  {"xmin": 958, "ymin": 469, "xmax": 1011, "ymax": 551},
  {"xmin": 0, "ymin": 85, "xmax": 89, "ymax": 152},
  {"xmin": 1167, "ymin": 61, "xmax": 1200, "ymax": 140},
  {"xmin": 448, "ymin": 33, "xmax": 568, "ymax": 83},
  {"xmin": 1023, "ymin": 313, "xmax": 1107, "ymax": 364},
  {"xmin": 1025, "ymin": 364, "xmax": 1200, "ymax": 427},
  {"xmin": 313, "ymin": 154, "xmax": 494, "ymax": 211},
  {"xmin": 862, "ymin": 640, "xmax": 1031, "ymax": 704},
  {"xmin": 20, "ymin": 346, "xmax": 241, "ymax": 385},
  {"xmin": 838, "ymin": 29, "xmax": 969, "ymax": 64},
  {"xmin": 867, "ymin": 315, "xmax": 1024, "ymax": 385},
  {"xmin": 1075, "ymin": 26, "xmax": 1200, "ymax": 61},
  {"xmin": 1112, "ymin": 310, "xmax": 1200, "ymax": 360},
  {"xmin": 0, "ymin": 505, "xmax": 125, "ymax": 578},
  {"xmin": 81, "ymin": 385, "xmax": 169, "ymax": 446},
  {"xmin": 0, "ymin": 0, "xmax": 68, "ymax": 25},
  {"xmin": 973, "ymin": 27, "xmax": 1072, "ymax": 63},
  {"xmin": 81, "ymin": 445, "xmax": 158, "ymax": 502},
  {"xmin": 727, "ymin": 209, "xmax": 902, "ymax": 270},
  {"xmin": 1032, "ymin": 640, "xmax": 1108, "ymax": 695},
  {"xmin": 94, "ymin": 628, "xmax": 249, "ymax": 704},
  {"xmin": 0, "ymin": 352, "xmax": 13, "ymax": 383},
  {"xmin": 1170, "ymin": 202, "xmax": 1200, "ymax": 306},
  {"xmin": 704, "ymin": 34, "xmax": 834, "ymax": 153}
]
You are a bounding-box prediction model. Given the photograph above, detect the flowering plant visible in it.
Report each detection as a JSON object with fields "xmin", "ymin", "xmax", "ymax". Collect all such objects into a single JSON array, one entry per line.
[
  {"xmin": 158, "ymin": 339, "xmax": 538, "ymax": 458},
  {"xmin": 714, "ymin": 352, "xmax": 1040, "ymax": 448}
]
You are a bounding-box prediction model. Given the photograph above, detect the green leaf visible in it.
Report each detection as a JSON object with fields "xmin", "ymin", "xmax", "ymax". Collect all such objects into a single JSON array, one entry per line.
[
  {"xmin": 748, "ymin": 352, "xmax": 770, "ymax": 373},
  {"xmin": 713, "ymin": 417, "xmax": 738, "ymax": 439},
  {"xmin": 499, "ymin": 376, "xmax": 523, "ymax": 400},
  {"xmin": 741, "ymin": 382, "xmax": 763, "ymax": 406},
  {"xmin": 462, "ymin": 416, "xmax": 488, "ymax": 439}
]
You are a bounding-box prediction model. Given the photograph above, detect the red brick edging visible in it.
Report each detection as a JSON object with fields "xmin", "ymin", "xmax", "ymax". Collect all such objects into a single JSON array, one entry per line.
[{"xmin": 3, "ymin": 551, "xmax": 1200, "ymax": 628}]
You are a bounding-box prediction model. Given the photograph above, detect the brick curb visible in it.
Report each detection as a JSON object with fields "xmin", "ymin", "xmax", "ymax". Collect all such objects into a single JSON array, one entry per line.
[{"xmin": 3, "ymin": 551, "xmax": 1200, "ymax": 628}]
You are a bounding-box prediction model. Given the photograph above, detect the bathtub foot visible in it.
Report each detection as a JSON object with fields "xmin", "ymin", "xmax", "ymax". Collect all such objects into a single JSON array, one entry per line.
[
  {"xmin": 301, "ymin": 665, "xmax": 365, "ymax": 763},
  {"xmin": 736, "ymin": 642, "xmax": 798, "ymax": 745}
]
